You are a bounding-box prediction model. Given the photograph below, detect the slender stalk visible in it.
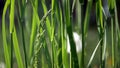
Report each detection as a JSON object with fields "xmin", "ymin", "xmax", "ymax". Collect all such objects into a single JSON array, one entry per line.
[
  {"xmin": 81, "ymin": 2, "xmax": 85, "ymax": 68},
  {"xmin": 65, "ymin": 0, "xmax": 79, "ymax": 68},
  {"xmin": 51, "ymin": 0, "xmax": 55, "ymax": 67},
  {"xmin": 81, "ymin": 21, "xmax": 85, "ymax": 68},
  {"xmin": 17, "ymin": 0, "xmax": 28, "ymax": 67},
  {"xmin": 29, "ymin": 0, "xmax": 38, "ymax": 61},
  {"xmin": 113, "ymin": 0, "xmax": 119, "ymax": 67},
  {"xmin": 2, "ymin": 0, "xmax": 11, "ymax": 68},
  {"xmin": 12, "ymin": 27, "xmax": 24, "ymax": 68},
  {"xmin": 10, "ymin": 0, "xmax": 24, "ymax": 67},
  {"xmin": 96, "ymin": 0, "xmax": 104, "ymax": 67},
  {"xmin": 81, "ymin": 0, "xmax": 92, "ymax": 67},
  {"xmin": 43, "ymin": 40, "xmax": 52, "ymax": 68},
  {"xmin": 21, "ymin": 21, "xmax": 28, "ymax": 68},
  {"xmin": 111, "ymin": 17, "xmax": 114, "ymax": 68},
  {"xmin": 18, "ymin": 3, "xmax": 28, "ymax": 68},
  {"xmin": 10, "ymin": 33, "xmax": 13, "ymax": 68},
  {"xmin": 51, "ymin": 41, "xmax": 55, "ymax": 68},
  {"xmin": 87, "ymin": 39, "xmax": 102, "ymax": 67},
  {"xmin": 56, "ymin": 3, "xmax": 63, "ymax": 68},
  {"xmin": 9, "ymin": 0, "xmax": 14, "ymax": 67}
]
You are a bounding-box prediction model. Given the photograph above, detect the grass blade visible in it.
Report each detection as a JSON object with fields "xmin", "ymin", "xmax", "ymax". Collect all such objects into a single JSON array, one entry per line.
[
  {"xmin": 111, "ymin": 17, "xmax": 115, "ymax": 67},
  {"xmin": 2, "ymin": 0, "xmax": 10, "ymax": 68},
  {"xmin": 113, "ymin": 0, "xmax": 120, "ymax": 67},
  {"xmin": 51, "ymin": 0, "xmax": 56, "ymax": 67},
  {"xmin": 81, "ymin": 0, "xmax": 92, "ymax": 68},
  {"xmin": 87, "ymin": 39, "xmax": 102, "ymax": 67},
  {"xmin": 17, "ymin": 1, "xmax": 28, "ymax": 67},
  {"xmin": 41, "ymin": 0, "xmax": 51, "ymax": 39},
  {"xmin": 59, "ymin": 4, "xmax": 69, "ymax": 68},
  {"xmin": 72, "ymin": 0, "xmax": 76, "ymax": 13},
  {"xmin": 102, "ymin": 28, "xmax": 107, "ymax": 61},
  {"xmin": 9, "ymin": 0, "xmax": 15, "ymax": 33},
  {"xmin": 10, "ymin": 0, "xmax": 15, "ymax": 68},
  {"xmin": 29, "ymin": 0, "xmax": 38, "ymax": 62},
  {"xmin": 9, "ymin": 0, "xmax": 24, "ymax": 68},
  {"xmin": 96, "ymin": 0, "xmax": 104, "ymax": 67},
  {"xmin": 64, "ymin": 0, "xmax": 79, "ymax": 67},
  {"xmin": 56, "ymin": 4, "xmax": 62, "ymax": 68},
  {"xmin": 43, "ymin": 41, "xmax": 52, "ymax": 67},
  {"xmin": 12, "ymin": 27, "xmax": 24, "ymax": 68},
  {"xmin": 84, "ymin": 0, "xmax": 93, "ymax": 35}
]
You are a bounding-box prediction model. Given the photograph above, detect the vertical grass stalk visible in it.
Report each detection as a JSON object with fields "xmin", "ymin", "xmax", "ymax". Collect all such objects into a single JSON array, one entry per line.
[
  {"xmin": 29, "ymin": 0, "xmax": 38, "ymax": 65},
  {"xmin": 56, "ymin": 3, "xmax": 63, "ymax": 68},
  {"xmin": 10, "ymin": 33, "xmax": 13, "ymax": 68},
  {"xmin": 111, "ymin": 17, "xmax": 114, "ymax": 67},
  {"xmin": 96, "ymin": 0, "xmax": 104, "ymax": 67},
  {"xmin": 64, "ymin": 0, "xmax": 79, "ymax": 67},
  {"xmin": 9, "ymin": 0, "xmax": 15, "ymax": 67},
  {"xmin": 81, "ymin": 0, "xmax": 92, "ymax": 67},
  {"xmin": 51, "ymin": 0, "xmax": 56, "ymax": 67},
  {"xmin": 114, "ymin": 0, "xmax": 120, "ymax": 67},
  {"xmin": 12, "ymin": 27, "xmax": 24, "ymax": 68},
  {"xmin": 17, "ymin": 0, "xmax": 28, "ymax": 67},
  {"xmin": 2, "ymin": 0, "xmax": 10, "ymax": 68}
]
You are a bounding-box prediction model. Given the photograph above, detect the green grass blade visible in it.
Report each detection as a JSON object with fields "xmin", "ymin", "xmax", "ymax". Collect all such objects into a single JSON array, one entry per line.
[
  {"xmin": 9, "ymin": 0, "xmax": 15, "ymax": 33},
  {"xmin": 72, "ymin": 0, "xmax": 76, "ymax": 13},
  {"xmin": 111, "ymin": 17, "xmax": 115, "ymax": 67},
  {"xmin": 16, "ymin": 0, "xmax": 28, "ymax": 67},
  {"xmin": 87, "ymin": 39, "xmax": 102, "ymax": 67},
  {"xmin": 43, "ymin": 41, "xmax": 52, "ymax": 67},
  {"xmin": 29, "ymin": 14, "xmax": 37, "ymax": 61},
  {"xmin": 96, "ymin": 0, "xmax": 104, "ymax": 67},
  {"xmin": 17, "ymin": 10, "xmax": 28, "ymax": 68},
  {"xmin": 41, "ymin": 0, "xmax": 51, "ymax": 39},
  {"xmin": 99, "ymin": 0, "xmax": 103, "ymax": 29},
  {"xmin": 76, "ymin": 0, "xmax": 82, "ymax": 33},
  {"xmin": 81, "ymin": 0, "xmax": 92, "ymax": 68},
  {"xmin": 17, "ymin": 1, "xmax": 28, "ymax": 68},
  {"xmin": 60, "ymin": 10, "xmax": 69, "ymax": 68},
  {"xmin": 9, "ymin": 0, "xmax": 15, "ymax": 66},
  {"xmin": 51, "ymin": 0, "xmax": 55, "ymax": 42},
  {"xmin": 20, "ymin": 17, "xmax": 28, "ymax": 68},
  {"xmin": 83, "ymin": 0, "xmax": 93, "ymax": 38},
  {"xmin": 2, "ymin": 0, "xmax": 10, "ymax": 68},
  {"xmin": 64, "ymin": 0, "xmax": 79, "ymax": 67},
  {"xmin": 101, "ymin": 25, "xmax": 107, "ymax": 68},
  {"xmin": 108, "ymin": 0, "xmax": 115, "ymax": 15},
  {"xmin": 62, "ymin": 31, "xmax": 69, "ymax": 68},
  {"xmin": 55, "ymin": 3, "xmax": 69, "ymax": 67},
  {"xmin": 12, "ymin": 28, "xmax": 24, "ymax": 68},
  {"xmin": 29, "ymin": 0, "xmax": 38, "ymax": 61},
  {"xmin": 56, "ymin": 4, "xmax": 63, "ymax": 68},
  {"xmin": 113, "ymin": 0, "xmax": 120, "ymax": 67},
  {"xmin": 51, "ymin": 0, "xmax": 56, "ymax": 67}
]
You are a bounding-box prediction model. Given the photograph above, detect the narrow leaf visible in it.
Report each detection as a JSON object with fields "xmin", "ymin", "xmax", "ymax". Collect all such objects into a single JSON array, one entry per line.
[
  {"xmin": 87, "ymin": 39, "xmax": 102, "ymax": 67},
  {"xmin": 2, "ymin": 0, "xmax": 10, "ymax": 68},
  {"xmin": 12, "ymin": 28, "xmax": 24, "ymax": 68}
]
